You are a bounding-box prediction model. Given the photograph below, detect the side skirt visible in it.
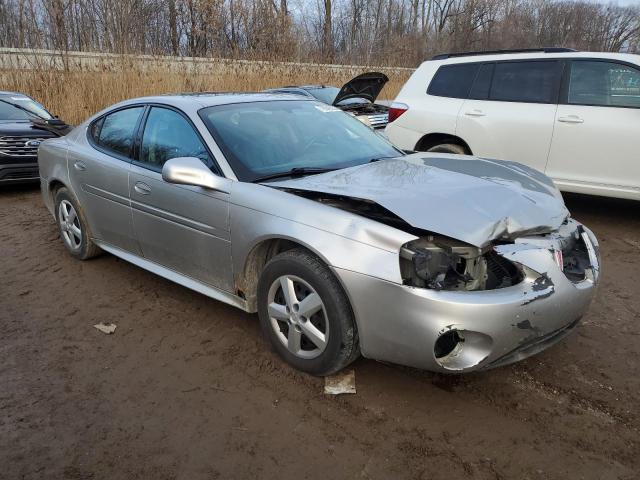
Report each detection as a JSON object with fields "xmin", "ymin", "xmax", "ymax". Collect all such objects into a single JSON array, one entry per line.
[{"xmin": 95, "ymin": 241, "xmax": 249, "ymax": 312}]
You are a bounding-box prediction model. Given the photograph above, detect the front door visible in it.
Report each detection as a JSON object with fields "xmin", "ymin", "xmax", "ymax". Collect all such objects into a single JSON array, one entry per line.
[
  {"xmin": 457, "ymin": 60, "xmax": 562, "ymax": 173},
  {"xmin": 546, "ymin": 59, "xmax": 640, "ymax": 197},
  {"xmin": 129, "ymin": 105, "xmax": 234, "ymax": 292},
  {"xmin": 68, "ymin": 106, "xmax": 145, "ymax": 254}
]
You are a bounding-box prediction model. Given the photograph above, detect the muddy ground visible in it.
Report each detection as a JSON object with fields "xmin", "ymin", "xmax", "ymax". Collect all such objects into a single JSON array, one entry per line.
[{"xmin": 1, "ymin": 185, "xmax": 639, "ymax": 480}]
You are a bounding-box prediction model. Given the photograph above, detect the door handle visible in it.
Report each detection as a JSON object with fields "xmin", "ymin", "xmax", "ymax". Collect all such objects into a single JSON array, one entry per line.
[
  {"xmin": 558, "ymin": 115, "xmax": 584, "ymax": 124},
  {"xmin": 134, "ymin": 182, "xmax": 151, "ymax": 195},
  {"xmin": 464, "ymin": 109, "xmax": 486, "ymax": 117},
  {"xmin": 73, "ymin": 161, "xmax": 86, "ymax": 171}
]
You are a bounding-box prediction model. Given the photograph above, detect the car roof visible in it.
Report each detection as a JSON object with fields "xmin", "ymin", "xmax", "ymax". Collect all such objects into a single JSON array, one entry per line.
[
  {"xmin": 126, "ymin": 92, "xmax": 306, "ymax": 105},
  {"xmin": 81, "ymin": 92, "xmax": 314, "ymax": 124},
  {"xmin": 425, "ymin": 50, "xmax": 640, "ymax": 66},
  {"xmin": 110, "ymin": 92, "xmax": 311, "ymax": 111}
]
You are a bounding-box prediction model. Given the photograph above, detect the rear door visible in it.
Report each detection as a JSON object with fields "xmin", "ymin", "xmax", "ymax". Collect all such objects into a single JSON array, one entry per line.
[
  {"xmin": 68, "ymin": 106, "xmax": 144, "ymax": 254},
  {"xmin": 457, "ymin": 60, "xmax": 563, "ymax": 172},
  {"xmin": 128, "ymin": 105, "xmax": 234, "ymax": 291},
  {"xmin": 545, "ymin": 59, "xmax": 640, "ymax": 197}
]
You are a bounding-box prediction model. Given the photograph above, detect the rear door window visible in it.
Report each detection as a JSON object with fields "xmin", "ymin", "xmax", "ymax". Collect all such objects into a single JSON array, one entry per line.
[
  {"xmin": 469, "ymin": 63, "xmax": 494, "ymax": 100},
  {"xmin": 568, "ymin": 60, "xmax": 640, "ymax": 108},
  {"xmin": 428, "ymin": 64, "xmax": 481, "ymax": 99},
  {"xmin": 94, "ymin": 107, "xmax": 144, "ymax": 158},
  {"xmin": 489, "ymin": 61, "xmax": 561, "ymax": 104}
]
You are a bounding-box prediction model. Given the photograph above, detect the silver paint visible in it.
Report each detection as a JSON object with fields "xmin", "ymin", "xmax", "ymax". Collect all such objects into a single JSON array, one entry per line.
[
  {"xmin": 268, "ymin": 154, "xmax": 569, "ymax": 248},
  {"xmin": 38, "ymin": 93, "xmax": 600, "ymax": 373}
]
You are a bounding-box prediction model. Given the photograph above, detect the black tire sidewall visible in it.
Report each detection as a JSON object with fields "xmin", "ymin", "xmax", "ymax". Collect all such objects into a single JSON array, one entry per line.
[
  {"xmin": 257, "ymin": 250, "xmax": 357, "ymax": 376},
  {"xmin": 427, "ymin": 143, "xmax": 467, "ymax": 155},
  {"xmin": 54, "ymin": 188, "xmax": 92, "ymax": 260}
]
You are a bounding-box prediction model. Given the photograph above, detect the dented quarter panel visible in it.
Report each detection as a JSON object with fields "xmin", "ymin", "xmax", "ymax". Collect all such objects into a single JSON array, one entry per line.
[
  {"xmin": 268, "ymin": 153, "xmax": 569, "ymax": 248},
  {"xmin": 229, "ymin": 181, "xmax": 417, "ymax": 302}
]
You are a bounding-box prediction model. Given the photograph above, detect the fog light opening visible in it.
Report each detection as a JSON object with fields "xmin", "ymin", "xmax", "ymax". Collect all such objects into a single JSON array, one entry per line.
[
  {"xmin": 434, "ymin": 330, "xmax": 464, "ymax": 359},
  {"xmin": 434, "ymin": 329, "xmax": 494, "ymax": 371}
]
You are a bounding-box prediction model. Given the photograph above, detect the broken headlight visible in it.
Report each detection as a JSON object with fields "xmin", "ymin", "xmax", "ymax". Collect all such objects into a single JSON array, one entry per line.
[{"xmin": 400, "ymin": 236, "xmax": 523, "ymax": 291}]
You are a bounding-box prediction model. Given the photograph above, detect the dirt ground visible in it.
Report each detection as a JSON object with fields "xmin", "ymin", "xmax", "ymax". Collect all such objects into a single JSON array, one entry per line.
[{"xmin": 1, "ymin": 185, "xmax": 639, "ymax": 480}]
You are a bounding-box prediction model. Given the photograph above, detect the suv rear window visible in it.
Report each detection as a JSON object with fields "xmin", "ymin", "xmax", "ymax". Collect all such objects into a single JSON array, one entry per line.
[
  {"xmin": 489, "ymin": 61, "xmax": 561, "ymax": 104},
  {"xmin": 428, "ymin": 64, "xmax": 480, "ymax": 99}
]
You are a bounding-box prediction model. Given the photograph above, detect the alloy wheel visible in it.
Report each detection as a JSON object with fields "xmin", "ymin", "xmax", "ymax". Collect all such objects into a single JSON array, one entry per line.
[
  {"xmin": 267, "ymin": 275, "xmax": 329, "ymax": 359},
  {"xmin": 58, "ymin": 199, "xmax": 82, "ymax": 250}
]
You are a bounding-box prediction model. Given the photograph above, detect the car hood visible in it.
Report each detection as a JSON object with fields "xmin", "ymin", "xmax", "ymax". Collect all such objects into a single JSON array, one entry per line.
[
  {"xmin": 267, "ymin": 154, "xmax": 569, "ymax": 248},
  {"xmin": 0, "ymin": 120, "xmax": 58, "ymax": 137},
  {"xmin": 333, "ymin": 72, "xmax": 389, "ymax": 106}
]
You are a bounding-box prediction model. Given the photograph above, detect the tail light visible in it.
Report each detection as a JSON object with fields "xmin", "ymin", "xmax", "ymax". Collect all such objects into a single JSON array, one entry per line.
[{"xmin": 388, "ymin": 102, "xmax": 409, "ymax": 123}]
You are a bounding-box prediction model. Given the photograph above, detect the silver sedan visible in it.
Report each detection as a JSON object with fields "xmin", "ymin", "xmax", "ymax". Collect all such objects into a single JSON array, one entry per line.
[{"xmin": 38, "ymin": 93, "xmax": 600, "ymax": 375}]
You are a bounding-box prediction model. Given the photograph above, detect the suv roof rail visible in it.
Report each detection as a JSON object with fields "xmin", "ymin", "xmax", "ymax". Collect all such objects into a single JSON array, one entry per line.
[{"xmin": 430, "ymin": 48, "xmax": 577, "ymax": 60}]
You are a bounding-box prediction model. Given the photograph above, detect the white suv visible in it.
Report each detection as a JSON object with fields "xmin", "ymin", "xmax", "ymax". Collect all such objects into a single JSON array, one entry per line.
[{"xmin": 385, "ymin": 48, "xmax": 640, "ymax": 200}]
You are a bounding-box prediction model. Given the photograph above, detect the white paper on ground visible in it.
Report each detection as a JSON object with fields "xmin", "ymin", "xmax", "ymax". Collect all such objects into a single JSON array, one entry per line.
[
  {"xmin": 93, "ymin": 323, "xmax": 117, "ymax": 334},
  {"xmin": 324, "ymin": 369, "xmax": 356, "ymax": 395}
]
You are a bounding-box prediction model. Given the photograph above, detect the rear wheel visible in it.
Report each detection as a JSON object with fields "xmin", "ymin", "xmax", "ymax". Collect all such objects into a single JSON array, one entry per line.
[
  {"xmin": 257, "ymin": 249, "xmax": 359, "ymax": 376},
  {"xmin": 54, "ymin": 187, "xmax": 101, "ymax": 260},
  {"xmin": 427, "ymin": 143, "xmax": 467, "ymax": 155}
]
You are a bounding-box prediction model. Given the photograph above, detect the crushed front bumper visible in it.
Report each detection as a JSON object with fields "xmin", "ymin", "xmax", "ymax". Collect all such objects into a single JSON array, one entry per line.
[{"xmin": 333, "ymin": 226, "xmax": 600, "ymax": 373}]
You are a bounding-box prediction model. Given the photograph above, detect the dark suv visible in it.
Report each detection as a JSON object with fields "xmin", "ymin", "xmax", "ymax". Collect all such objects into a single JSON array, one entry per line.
[{"xmin": 0, "ymin": 91, "xmax": 63, "ymax": 184}]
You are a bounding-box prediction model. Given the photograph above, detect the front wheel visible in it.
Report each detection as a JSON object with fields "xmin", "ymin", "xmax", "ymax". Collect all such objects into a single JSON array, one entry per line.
[{"xmin": 257, "ymin": 249, "xmax": 360, "ymax": 376}]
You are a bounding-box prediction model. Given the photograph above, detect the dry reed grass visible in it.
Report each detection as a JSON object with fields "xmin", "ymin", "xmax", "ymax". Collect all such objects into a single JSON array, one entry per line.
[{"xmin": 1, "ymin": 55, "xmax": 412, "ymax": 124}]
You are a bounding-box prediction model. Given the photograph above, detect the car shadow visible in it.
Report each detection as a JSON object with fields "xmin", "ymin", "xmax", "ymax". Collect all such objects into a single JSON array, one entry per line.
[
  {"xmin": 0, "ymin": 183, "xmax": 41, "ymax": 196},
  {"xmin": 563, "ymin": 192, "xmax": 639, "ymax": 224}
]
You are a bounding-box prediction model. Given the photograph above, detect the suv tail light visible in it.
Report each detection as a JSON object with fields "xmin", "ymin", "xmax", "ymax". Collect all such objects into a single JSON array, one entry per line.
[{"xmin": 388, "ymin": 102, "xmax": 409, "ymax": 123}]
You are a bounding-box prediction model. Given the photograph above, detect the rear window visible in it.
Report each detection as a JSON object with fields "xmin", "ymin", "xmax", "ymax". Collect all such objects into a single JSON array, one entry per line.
[
  {"xmin": 428, "ymin": 64, "xmax": 481, "ymax": 99},
  {"xmin": 489, "ymin": 61, "xmax": 561, "ymax": 104},
  {"xmin": 91, "ymin": 107, "xmax": 144, "ymax": 158}
]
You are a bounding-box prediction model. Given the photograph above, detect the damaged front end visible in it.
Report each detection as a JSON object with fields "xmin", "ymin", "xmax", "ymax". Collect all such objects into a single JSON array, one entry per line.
[
  {"xmin": 399, "ymin": 236, "xmax": 523, "ymax": 291},
  {"xmin": 403, "ymin": 219, "xmax": 600, "ymax": 371}
]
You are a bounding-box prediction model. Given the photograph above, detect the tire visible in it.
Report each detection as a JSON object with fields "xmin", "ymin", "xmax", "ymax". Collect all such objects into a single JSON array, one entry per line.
[
  {"xmin": 257, "ymin": 248, "xmax": 360, "ymax": 376},
  {"xmin": 54, "ymin": 187, "xmax": 101, "ymax": 260},
  {"xmin": 426, "ymin": 143, "xmax": 468, "ymax": 155}
]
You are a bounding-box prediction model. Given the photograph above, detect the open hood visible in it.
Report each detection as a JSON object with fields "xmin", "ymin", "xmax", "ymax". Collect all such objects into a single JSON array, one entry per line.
[
  {"xmin": 332, "ymin": 72, "xmax": 389, "ymax": 106},
  {"xmin": 267, "ymin": 154, "xmax": 569, "ymax": 248}
]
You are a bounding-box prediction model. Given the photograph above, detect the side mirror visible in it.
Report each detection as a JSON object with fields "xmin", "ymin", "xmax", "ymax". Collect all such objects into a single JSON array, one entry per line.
[{"xmin": 162, "ymin": 157, "xmax": 230, "ymax": 193}]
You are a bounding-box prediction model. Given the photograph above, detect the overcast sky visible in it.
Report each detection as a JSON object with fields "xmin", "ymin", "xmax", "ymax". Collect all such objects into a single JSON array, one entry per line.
[{"xmin": 587, "ymin": 0, "xmax": 640, "ymax": 5}]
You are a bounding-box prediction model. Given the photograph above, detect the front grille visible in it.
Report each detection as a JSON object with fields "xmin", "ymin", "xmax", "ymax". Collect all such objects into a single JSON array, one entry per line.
[
  {"xmin": 0, "ymin": 135, "xmax": 46, "ymax": 157},
  {"xmin": 0, "ymin": 166, "xmax": 40, "ymax": 181},
  {"xmin": 366, "ymin": 113, "xmax": 389, "ymax": 128}
]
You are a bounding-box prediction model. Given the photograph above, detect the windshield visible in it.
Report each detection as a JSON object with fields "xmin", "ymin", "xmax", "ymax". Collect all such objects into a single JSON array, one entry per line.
[
  {"xmin": 199, "ymin": 100, "xmax": 401, "ymax": 182},
  {"xmin": 305, "ymin": 87, "xmax": 340, "ymax": 105},
  {"xmin": 0, "ymin": 95, "xmax": 53, "ymax": 121}
]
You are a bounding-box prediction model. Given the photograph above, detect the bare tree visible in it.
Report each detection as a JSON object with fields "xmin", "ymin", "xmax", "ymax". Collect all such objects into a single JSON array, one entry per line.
[{"xmin": 0, "ymin": 0, "xmax": 637, "ymax": 67}]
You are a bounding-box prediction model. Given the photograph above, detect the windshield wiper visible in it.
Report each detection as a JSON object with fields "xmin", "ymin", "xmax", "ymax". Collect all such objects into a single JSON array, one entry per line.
[
  {"xmin": 369, "ymin": 155, "xmax": 396, "ymax": 163},
  {"xmin": 253, "ymin": 167, "xmax": 337, "ymax": 183}
]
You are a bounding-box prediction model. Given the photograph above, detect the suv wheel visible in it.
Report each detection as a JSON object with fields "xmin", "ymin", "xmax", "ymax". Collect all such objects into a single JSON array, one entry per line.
[
  {"xmin": 427, "ymin": 143, "xmax": 467, "ymax": 155},
  {"xmin": 257, "ymin": 248, "xmax": 360, "ymax": 376},
  {"xmin": 54, "ymin": 187, "xmax": 101, "ymax": 260}
]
